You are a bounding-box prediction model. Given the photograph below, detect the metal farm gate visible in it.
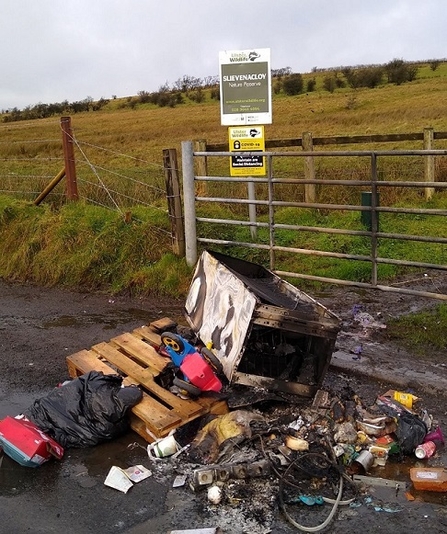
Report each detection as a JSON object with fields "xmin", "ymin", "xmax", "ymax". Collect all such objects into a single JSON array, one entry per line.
[{"xmin": 181, "ymin": 141, "xmax": 447, "ymax": 301}]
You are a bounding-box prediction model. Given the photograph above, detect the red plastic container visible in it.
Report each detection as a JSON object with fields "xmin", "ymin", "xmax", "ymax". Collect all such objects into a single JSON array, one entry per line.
[
  {"xmin": 180, "ymin": 352, "xmax": 222, "ymax": 392},
  {"xmin": 0, "ymin": 416, "xmax": 64, "ymax": 467}
]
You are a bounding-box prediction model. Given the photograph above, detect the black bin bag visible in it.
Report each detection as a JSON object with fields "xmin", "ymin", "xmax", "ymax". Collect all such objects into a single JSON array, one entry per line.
[
  {"xmin": 24, "ymin": 371, "xmax": 142, "ymax": 448},
  {"xmin": 395, "ymin": 411, "xmax": 427, "ymax": 455}
]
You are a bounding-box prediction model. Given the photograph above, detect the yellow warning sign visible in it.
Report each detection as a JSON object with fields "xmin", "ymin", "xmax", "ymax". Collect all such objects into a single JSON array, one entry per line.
[{"xmin": 228, "ymin": 126, "xmax": 265, "ymax": 176}]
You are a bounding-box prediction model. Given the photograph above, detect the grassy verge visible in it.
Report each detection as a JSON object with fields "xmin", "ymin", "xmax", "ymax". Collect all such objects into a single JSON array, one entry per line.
[
  {"xmin": 386, "ymin": 303, "xmax": 447, "ymax": 356},
  {"xmin": 1, "ymin": 196, "xmax": 446, "ymax": 357},
  {"xmin": 1, "ymin": 191, "xmax": 446, "ymax": 297},
  {"xmin": 0, "ymin": 196, "xmax": 192, "ymax": 298}
]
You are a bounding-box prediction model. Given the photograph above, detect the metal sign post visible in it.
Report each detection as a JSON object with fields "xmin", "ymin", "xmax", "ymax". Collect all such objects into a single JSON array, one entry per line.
[
  {"xmin": 228, "ymin": 126, "xmax": 266, "ymax": 239},
  {"xmin": 219, "ymin": 48, "xmax": 271, "ymax": 240}
]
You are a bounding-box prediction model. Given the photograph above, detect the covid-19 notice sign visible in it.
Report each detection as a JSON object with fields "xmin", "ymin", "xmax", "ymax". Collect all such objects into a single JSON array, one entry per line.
[
  {"xmin": 219, "ymin": 48, "xmax": 271, "ymax": 126},
  {"xmin": 229, "ymin": 126, "xmax": 265, "ymax": 176}
]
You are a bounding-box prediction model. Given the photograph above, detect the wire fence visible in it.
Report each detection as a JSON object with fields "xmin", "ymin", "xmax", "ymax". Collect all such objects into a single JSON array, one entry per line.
[{"xmin": 0, "ymin": 119, "xmax": 171, "ymax": 232}]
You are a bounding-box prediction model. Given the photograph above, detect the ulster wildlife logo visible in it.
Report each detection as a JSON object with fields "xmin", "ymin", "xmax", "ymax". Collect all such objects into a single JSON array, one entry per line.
[{"xmin": 248, "ymin": 51, "xmax": 261, "ymax": 61}]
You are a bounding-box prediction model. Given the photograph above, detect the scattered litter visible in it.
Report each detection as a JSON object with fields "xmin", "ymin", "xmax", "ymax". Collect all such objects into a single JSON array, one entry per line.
[
  {"xmin": 353, "ymin": 475, "xmax": 407, "ymax": 490},
  {"xmin": 352, "ymin": 450, "xmax": 374, "ymax": 474},
  {"xmin": 353, "ymin": 310, "xmax": 386, "ymax": 331},
  {"xmin": 285, "ymin": 435, "xmax": 309, "ymax": 451},
  {"xmin": 373, "ymin": 504, "xmax": 402, "ymax": 513},
  {"xmin": 352, "ymin": 345, "xmax": 362, "ymax": 360},
  {"xmin": 207, "ymin": 484, "xmax": 223, "ymax": 504},
  {"xmin": 333, "ymin": 422, "xmax": 358, "ymax": 443},
  {"xmin": 293, "ymin": 494, "xmax": 325, "ymax": 506},
  {"xmin": 104, "ymin": 464, "xmax": 152, "ymax": 493},
  {"xmin": 123, "ymin": 464, "xmax": 152, "ymax": 483},
  {"xmin": 172, "ymin": 474, "xmax": 187, "ymax": 488},
  {"xmin": 104, "ymin": 466, "xmax": 133, "ymax": 494},
  {"xmin": 0, "ymin": 415, "xmax": 64, "ymax": 467},
  {"xmin": 410, "ymin": 467, "xmax": 447, "ymax": 492},
  {"xmin": 147, "ymin": 432, "xmax": 180, "ymax": 460},
  {"xmin": 424, "ymin": 426, "xmax": 444, "ymax": 446},
  {"xmin": 192, "ymin": 459, "xmax": 270, "ymax": 489},
  {"xmin": 415, "ymin": 440, "xmax": 437, "ymax": 459},
  {"xmin": 382, "ymin": 389, "xmax": 419, "ymax": 410},
  {"xmin": 188, "ymin": 410, "xmax": 264, "ymax": 464}
]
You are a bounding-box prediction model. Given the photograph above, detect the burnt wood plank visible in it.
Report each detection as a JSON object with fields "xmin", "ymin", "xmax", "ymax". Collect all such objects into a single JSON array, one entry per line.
[{"xmin": 149, "ymin": 317, "xmax": 178, "ymax": 332}]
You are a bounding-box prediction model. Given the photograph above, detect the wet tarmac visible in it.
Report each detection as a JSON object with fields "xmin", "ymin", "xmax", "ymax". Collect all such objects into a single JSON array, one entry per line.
[{"xmin": 2, "ymin": 280, "xmax": 447, "ymax": 533}]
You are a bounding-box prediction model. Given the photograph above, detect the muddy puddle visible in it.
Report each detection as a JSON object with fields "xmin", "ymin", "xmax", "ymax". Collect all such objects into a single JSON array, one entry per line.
[
  {"xmin": 41, "ymin": 307, "xmax": 160, "ymax": 330},
  {"xmin": 366, "ymin": 457, "xmax": 447, "ymax": 506}
]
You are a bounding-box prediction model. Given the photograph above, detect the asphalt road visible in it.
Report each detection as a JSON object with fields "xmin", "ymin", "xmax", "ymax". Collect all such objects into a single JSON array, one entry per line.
[{"xmin": 2, "ymin": 280, "xmax": 447, "ymax": 534}]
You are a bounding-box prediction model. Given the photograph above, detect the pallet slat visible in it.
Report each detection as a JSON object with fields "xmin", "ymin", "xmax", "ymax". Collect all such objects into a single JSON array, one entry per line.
[
  {"xmin": 65, "ymin": 350, "xmax": 182, "ymax": 438},
  {"xmin": 91, "ymin": 342, "xmax": 155, "ymax": 382},
  {"xmin": 66, "ymin": 349, "xmax": 117, "ymax": 377},
  {"xmin": 66, "ymin": 320, "xmax": 228, "ymax": 443},
  {"xmin": 133, "ymin": 325, "xmax": 163, "ymax": 349},
  {"xmin": 110, "ymin": 332, "xmax": 168, "ymax": 373}
]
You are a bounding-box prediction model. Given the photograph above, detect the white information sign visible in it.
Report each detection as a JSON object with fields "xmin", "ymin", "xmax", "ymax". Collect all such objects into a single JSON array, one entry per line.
[{"xmin": 219, "ymin": 48, "xmax": 272, "ymax": 126}]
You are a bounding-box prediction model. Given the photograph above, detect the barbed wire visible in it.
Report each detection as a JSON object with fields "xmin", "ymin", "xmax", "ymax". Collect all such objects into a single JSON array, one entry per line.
[
  {"xmin": 90, "ymin": 163, "xmax": 166, "ymax": 194},
  {"xmin": 66, "ymin": 128, "xmax": 122, "ymax": 213},
  {"xmin": 0, "ymin": 119, "xmax": 61, "ymax": 131},
  {"xmin": 78, "ymin": 177, "xmax": 168, "ymax": 213},
  {"xmin": 0, "ymin": 157, "xmax": 63, "ymax": 162},
  {"xmin": 1, "ymin": 122, "xmax": 174, "ymax": 238},
  {"xmin": 75, "ymin": 138, "xmax": 163, "ymax": 168},
  {"xmin": 0, "ymin": 174, "xmax": 55, "ymax": 179},
  {"xmin": 0, "ymin": 139, "xmax": 60, "ymax": 144}
]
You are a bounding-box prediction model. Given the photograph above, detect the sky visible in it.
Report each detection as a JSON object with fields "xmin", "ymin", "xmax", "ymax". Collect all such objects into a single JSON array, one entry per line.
[{"xmin": 1, "ymin": 0, "xmax": 445, "ymax": 111}]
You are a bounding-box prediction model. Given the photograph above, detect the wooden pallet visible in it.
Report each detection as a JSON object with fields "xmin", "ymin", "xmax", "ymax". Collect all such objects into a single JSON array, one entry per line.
[{"xmin": 66, "ymin": 317, "xmax": 228, "ymax": 443}]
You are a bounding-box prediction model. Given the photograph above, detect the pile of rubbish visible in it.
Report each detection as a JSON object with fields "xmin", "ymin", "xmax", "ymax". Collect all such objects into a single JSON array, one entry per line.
[
  {"xmin": 1, "ymin": 250, "xmax": 446, "ymax": 532},
  {"xmin": 0, "ymin": 364, "xmax": 445, "ymax": 531},
  {"xmin": 1, "ymin": 315, "xmax": 446, "ymax": 532},
  {"xmin": 0, "ymin": 371, "xmax": 142, "ymax": 466},
  {"xmin": 119, "ymin": 377, "xmax": 443, "ymax": 532}
]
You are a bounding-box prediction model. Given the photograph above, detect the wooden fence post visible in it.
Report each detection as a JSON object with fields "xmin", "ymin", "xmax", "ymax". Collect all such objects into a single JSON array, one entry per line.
[
  {"xmin": 302, "ymin": 132, "xmax": 316, "ymax": 203},
  {"xmin": 60, "ymin": 117, "xmax": 79, "ymax": 201},
  {"xmin": 163, "ymin": 148, "xmax": 185, "ymax": 257},
  {"xmin": 33, "ymin": 168, "xmax": 66, "ymax": 205},
  {"xmin": 193, "ymin": 139, "xmax": 208, "ymax": 196},
  {"xmin": 424, "ymin": 127, "xmax": 435, "ymax": 200}
]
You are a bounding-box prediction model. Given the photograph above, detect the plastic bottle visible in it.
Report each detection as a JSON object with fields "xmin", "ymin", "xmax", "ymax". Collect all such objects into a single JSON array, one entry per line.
[{"xmin": 415, "ymin": 440, "xmax": 436, "ymax": 459}]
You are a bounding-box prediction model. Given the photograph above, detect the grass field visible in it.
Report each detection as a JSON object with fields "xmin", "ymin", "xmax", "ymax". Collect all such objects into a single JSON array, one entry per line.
[
  {"xmin": 1, "ymin": 61, "xmax": 447, "ymax": 163},
  {"xmin": 0, "ymin": 61, "xmax": 446, "ymax": 299}
]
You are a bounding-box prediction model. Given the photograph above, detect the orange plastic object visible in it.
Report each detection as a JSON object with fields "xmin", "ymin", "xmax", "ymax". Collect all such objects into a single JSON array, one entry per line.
[{"xmin": 410, "ymin": 467, "xmax": 447, "ymax": 492}]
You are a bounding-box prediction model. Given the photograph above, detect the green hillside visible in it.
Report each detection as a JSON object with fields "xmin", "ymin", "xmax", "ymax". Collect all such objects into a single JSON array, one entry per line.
[{"xmin": 0, "ymin": 60, "xmax": 446, "ymax": 298}]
